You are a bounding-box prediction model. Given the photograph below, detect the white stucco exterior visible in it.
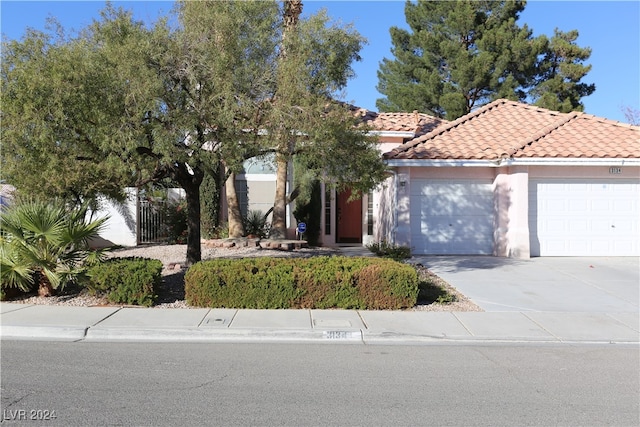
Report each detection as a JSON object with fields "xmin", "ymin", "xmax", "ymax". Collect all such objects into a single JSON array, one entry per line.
[{"xmin": 92, "ymin": 188, "xmax": 138, "ymax": 247}]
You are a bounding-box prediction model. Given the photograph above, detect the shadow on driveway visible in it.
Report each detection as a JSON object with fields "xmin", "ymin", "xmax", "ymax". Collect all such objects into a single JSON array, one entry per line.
[{"xmin": 411, "ymin": 255, "xmax": 528, "ymax": 272}]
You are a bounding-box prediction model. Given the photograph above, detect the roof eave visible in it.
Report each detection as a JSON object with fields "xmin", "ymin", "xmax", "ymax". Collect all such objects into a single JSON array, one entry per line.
[
  {"xmin": 506, "ymin": 158, "xmax": 640, "ymax": 166},
  {"xmin": 385, "ymin": 158, "xmax": 640, "ymax": 167}
]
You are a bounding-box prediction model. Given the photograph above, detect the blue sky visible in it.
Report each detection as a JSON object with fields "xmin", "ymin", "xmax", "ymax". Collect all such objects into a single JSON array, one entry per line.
[{"xmin": 2, "ymin": 1, "xmax": 638, "ymax": 123}]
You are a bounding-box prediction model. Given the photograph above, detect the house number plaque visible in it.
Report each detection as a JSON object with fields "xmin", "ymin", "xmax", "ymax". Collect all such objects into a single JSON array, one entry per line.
[{"xmin": 609, "ymin": 167, "xmax": 622, "ymax": 175}]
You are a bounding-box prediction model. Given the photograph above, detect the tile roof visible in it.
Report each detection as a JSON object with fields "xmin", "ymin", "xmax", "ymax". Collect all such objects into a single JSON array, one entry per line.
[
  {"xmin": 358, "ymin": 110, "xmax": 446, "ymax": 136},
  {"xmin": 384, "ymin": 99, "xmax": 640, "ymax": 160},
  {"xmin": 338, "ymin": 101, "xmax": 446, "ymax": 136}
]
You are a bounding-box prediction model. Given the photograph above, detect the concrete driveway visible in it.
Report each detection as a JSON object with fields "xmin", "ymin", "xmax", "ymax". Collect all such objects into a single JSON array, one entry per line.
[{"xmin": 413, "ymin": 256, "xmax": 639, "ymax": 313}]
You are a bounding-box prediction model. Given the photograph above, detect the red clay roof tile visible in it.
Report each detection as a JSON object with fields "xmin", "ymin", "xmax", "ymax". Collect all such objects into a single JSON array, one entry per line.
[
  {"xmin": 384, "ymin": 99, "xmax": 640, "ymax": 160},
  {"xmin": 354, "ymin": 109, "xmax": 446, "ymax": 136}
]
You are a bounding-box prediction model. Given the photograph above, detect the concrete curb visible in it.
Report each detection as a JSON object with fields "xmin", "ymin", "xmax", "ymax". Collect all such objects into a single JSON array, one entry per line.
[
  {"xmin": 1, "ymin": 325, "xmax": 88, "ymax": 341},
  {"xmin": 84, "ymin": 328, "xmax": 364, "ymax": 343},
  {"xmin": 3, "ymin": 325, "xmax": 637, "ymax": 345}
]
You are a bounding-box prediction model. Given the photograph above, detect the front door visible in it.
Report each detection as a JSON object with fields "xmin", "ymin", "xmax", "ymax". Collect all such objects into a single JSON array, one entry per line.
[{"xmin": 336, "ymin": 189, "xmax": 362, "ymax": 244}]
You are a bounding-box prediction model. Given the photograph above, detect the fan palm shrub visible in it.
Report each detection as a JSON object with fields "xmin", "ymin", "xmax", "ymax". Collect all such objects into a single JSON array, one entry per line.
[
  {"xmin": 0, "ymin": 200, "xmax": 108, "ymax": 297},
  {"xmin": 243, "ymin": 210, "xmax": 270, "ymax": 238}
]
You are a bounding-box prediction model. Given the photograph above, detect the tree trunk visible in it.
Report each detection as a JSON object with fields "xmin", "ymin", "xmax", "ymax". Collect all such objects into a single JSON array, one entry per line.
[
  {"xmin": 36, "ymin": 272, "xmax": 55, "ymax": 297},
  {"xmin": 174, "ymin": 163, "xmax": 204, "ymax": 266},
  {"xmin": 226, "ymin": 169, "xmax": 245, "ymax": 238},
  {"xmin": 270, "ymin": 155, "xmax": 289, "ymax": 239},
  {"xmin": 217, "ymin": 162, "xmax": 225, "ymax": 227}
]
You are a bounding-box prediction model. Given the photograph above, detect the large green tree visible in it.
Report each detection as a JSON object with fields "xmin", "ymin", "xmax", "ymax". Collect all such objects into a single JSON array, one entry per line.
[
  {"xmin": 2, "ymin": 3, "xmax": 279, "ymax": 263},
  {"xmin": 1, "ymin": 22, "xmax": 137, "ymax": 208},
  {"xmin": 376, "ymin": 0, "xmax": 594, "ymax": 119}
]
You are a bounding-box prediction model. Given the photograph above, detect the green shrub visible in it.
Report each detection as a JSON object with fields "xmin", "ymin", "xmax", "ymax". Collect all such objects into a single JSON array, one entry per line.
[
  {"xmin": 184, "ymin": 257, "xmax": 301, "ymax": 308},
  {"xmin": 185, "ymin": 256, "xmax": 418, "ymax": 310},
  {"xmin": 366, "ymin": 240, "xmax": 411, "ymax": 261},
  {"xmin": 87, "ymin": 257, "xmax": 162, "ymax": 307},
  {"xmin": 292, "ymin": 257, "xmax": 369, "ymax": 309},
  {"xmin": 354, "ymin": 260, "xmax": 419, "ymax": 309}
]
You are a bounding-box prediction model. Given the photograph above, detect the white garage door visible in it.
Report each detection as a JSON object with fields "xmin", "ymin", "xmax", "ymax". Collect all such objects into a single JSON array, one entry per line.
[
  {"xmin": 529, "ymin": 180, "xmax": 640, "ymax": 256},
  {"xmin": 410, "ymin": 180, "xmax": 494, "ymax": 255}
]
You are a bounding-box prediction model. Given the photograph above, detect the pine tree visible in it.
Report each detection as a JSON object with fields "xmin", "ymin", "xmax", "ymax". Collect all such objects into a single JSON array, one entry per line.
[
  {"xmin": 531, "ymin": 29, "xmax": 595, "ymax": 112},
  {"xmin": 376, "ymin": 0, "xmax": 593, "ymax": 119}
]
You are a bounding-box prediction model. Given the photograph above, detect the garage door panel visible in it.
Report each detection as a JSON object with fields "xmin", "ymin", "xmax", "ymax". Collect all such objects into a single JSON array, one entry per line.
[
  {"xmin": 412, "ymin": 197, "xmax": 493, "ymax": 216},
  {"xmin": 412, "ymin": 182, "xmax": 491, "ymax": 196},
  {"xmin": 612, "ymin": 183, "xmax": 636, "ymax": 192},
  {"xmin": 612, "ymin": 219, "xmax": 637, "ymax": 234},
  {"xmin": 614, "ymin": 199, "xmax": 635, "ymax": 211},
  {"xmin": 591, "ymin": 219, "xmax": 613, "ymax": 232},
  {"xmin": 614, "ymin": 240, "xmax": 635, "ymax": 253},
  {"xmin": 591, "ymin": 199, "xmax": 611, "ymax": 211},
  {"xmin": 569, "ymin": 220, "xmax": 589, "ymax": 232},
  {"xmin": 530, "ymin": 179, "xmax": 639, "ymax": 256},
  {"xmin": 411, "ymin": 180, "xmax": 494, "ymax": 255},
  {"xmin": 568, "ymin": 200, "xmax": 588, "ymax": 211},
  {"xmin": 544, "ymin": 199, "xmax": 565, "ymax": 211}
]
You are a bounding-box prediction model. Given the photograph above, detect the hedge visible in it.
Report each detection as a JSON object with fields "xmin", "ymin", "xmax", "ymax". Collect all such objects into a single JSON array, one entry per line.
[
  {"xmin": 185, "ymin": 256, "xmax": 418, "ymax": 310},
  {"xmin": 87, "ymin": 257, "xmax": 162, "ymax": 307}
]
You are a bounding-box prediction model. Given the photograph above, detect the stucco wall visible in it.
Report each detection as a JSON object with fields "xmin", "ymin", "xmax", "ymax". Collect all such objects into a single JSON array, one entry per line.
[
  {"xmin": 91, "ymin": 188, "xmax": 138, "ymax": 247},
  {"xmin": 373, "ymin": 175, "xmax": 396, "ymax": 244},
  {"xmin": 494, "ymin": 167, "xmax": 530, "ymax": 258}
]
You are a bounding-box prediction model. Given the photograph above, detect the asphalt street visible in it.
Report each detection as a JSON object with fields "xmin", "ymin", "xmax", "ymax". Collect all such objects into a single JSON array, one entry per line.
[{"xmin": 2, "ymin": 341, "xmax": 639, "ymax": 426}]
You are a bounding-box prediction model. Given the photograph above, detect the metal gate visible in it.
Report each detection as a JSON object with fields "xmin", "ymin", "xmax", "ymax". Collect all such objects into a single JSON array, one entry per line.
[{"xmin": 137, "ymin": 198, "xmax": 168, "ymax": 244}]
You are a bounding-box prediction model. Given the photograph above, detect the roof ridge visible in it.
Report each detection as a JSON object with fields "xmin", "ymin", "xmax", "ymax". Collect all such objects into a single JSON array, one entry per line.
[{"xmin": 507, "ymin": 111, "xmax": 579, "ymax": 157}]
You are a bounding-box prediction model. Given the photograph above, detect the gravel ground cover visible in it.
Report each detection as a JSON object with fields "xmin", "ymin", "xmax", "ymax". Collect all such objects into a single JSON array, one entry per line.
[{"xmin": 6, "ymin": 243, "xmax": 482, "ymax": 312}]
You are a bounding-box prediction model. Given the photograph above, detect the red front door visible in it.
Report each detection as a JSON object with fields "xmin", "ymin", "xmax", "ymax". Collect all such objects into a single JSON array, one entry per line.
[{"xmin": 337, "ymin": 189, "xmax": 362, "ymax": 243}]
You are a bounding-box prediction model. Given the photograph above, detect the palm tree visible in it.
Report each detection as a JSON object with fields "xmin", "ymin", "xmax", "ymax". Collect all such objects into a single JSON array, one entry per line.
[
  {"xmin": 270, "ymin": 0, "xmax": 303, "ymax": 240},
  {"xmin": 0, "ymin": 201, "xmax": 108, "ymax": 297}
]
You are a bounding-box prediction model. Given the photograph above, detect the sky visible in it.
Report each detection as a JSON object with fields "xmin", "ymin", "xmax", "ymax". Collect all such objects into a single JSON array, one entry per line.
[{"xmin": 1, "ymin": 1, "xmax": 638, "ymax": 123}]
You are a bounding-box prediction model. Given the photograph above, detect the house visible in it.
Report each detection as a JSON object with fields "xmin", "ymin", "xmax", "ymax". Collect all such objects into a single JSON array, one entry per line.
[
  {"xmin": 96, "ymin": 99, "xmax": 640, "ymax": 257},
  {"xmin": 377, "ymin": 99, "xmax": 640, "ymax": 257}
]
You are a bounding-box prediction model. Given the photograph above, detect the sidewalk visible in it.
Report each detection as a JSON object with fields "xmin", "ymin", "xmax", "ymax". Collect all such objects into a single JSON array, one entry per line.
[{"xmin": 2, "ymin": 302, "xmax": 638, "ymax": 345}]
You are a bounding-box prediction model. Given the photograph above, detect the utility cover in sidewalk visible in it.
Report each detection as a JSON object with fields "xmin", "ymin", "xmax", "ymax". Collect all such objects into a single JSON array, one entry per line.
[
  {"xmin": 204, "ymin": 318, "xmax": 228, "ymax": 326},
  {"xmin": 201, "ymin": 309, "xmax": 238, "ymax": 328}
]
